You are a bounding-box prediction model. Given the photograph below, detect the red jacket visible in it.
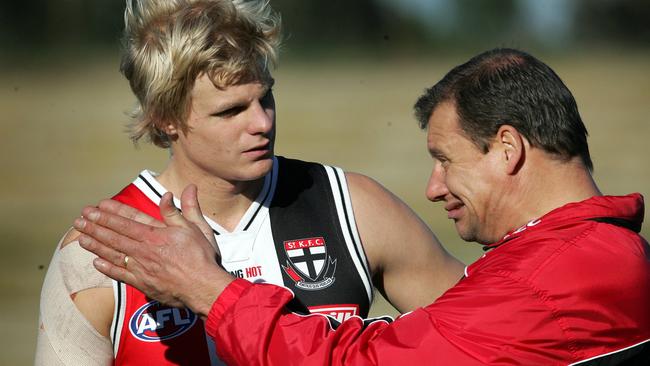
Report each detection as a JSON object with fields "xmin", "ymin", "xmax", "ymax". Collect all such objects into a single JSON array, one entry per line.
[{"xmin": 206, "ymin": 194, "xmax": 650, "ymax": 365}]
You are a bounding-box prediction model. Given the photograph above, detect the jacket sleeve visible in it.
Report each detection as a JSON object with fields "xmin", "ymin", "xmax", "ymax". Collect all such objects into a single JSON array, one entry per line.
[
  {"xmin": 205, "ymin": 275, "xmax": 574, "ymax": 365},
  {"xmin": 204, "ymin": 279, "xmax": 489, "ymax": 365}
]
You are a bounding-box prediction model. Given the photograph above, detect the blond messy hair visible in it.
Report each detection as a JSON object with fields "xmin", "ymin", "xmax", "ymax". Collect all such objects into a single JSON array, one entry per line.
[{"xmin": 121, "ymin": 0, "xmax": 281, "ymax": 148}]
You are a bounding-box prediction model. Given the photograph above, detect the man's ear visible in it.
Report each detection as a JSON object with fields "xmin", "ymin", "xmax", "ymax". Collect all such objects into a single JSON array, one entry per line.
[
  {"xmin": 496, "ymin": 125, "xmax": 527, "ymax": 175},
  {"xmin": 163, "ymin": 123, "xmax": 178, "ymax": 136}
]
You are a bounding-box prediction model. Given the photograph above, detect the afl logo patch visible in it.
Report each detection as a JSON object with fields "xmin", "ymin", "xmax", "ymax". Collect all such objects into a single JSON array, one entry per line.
[{"xmin": 129, "ymin": 301, "xmax": 197, "ymax": 342}]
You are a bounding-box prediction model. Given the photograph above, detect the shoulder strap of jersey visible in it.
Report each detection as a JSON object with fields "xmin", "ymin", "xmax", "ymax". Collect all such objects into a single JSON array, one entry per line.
[
  {"xmin": 321, "ymin": 163, "xmax": 373, "ymax": 303},
  {"xmin": 112, "ymin": 183, "xmax": 163, "ymax": 220},
  {"xmin": 109, "ymin": 183, "xmax": 161, "ymax": 356}
]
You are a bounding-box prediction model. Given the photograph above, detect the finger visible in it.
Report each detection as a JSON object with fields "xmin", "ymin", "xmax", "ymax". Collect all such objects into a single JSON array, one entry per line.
[
  {"xmin": 180, "ymin": 185, "xmax": 218, "ymax": 249},
  {"xmin": 74, "ymin": 215, "xmax": 141, "ymax": 256},
  {"xmin": 159, "ymin": 192, "xmax": 190, "ymax": 228},
  {"xmin": 77, "ymin": 230, "xmax": 128, "ymax": 267},
  {"xmin": 95, "ymin": 257, "xmax": 184, "ymax": 309},
  {"xmin": 93, "ymin": 257, "xmax": 140, "ymax": 286},
  {"xmin": 98, "ymin": 199, "xmax": 165, "ymax": 228},
  {"xmin": 80, "ymin": 206, "xmax": 156, "ymax": 242}
]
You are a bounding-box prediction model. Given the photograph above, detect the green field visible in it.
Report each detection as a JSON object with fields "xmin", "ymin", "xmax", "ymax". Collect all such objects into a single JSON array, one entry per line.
[{"xmin": 1, "ymin": 51, "xmax": 649, "ymax": 365}]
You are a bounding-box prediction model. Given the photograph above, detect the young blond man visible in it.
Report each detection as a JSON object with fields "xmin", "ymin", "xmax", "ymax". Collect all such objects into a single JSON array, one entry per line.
[{"xmin": 36, "ymin": 1, "xmax": 463, "ymax": 364}]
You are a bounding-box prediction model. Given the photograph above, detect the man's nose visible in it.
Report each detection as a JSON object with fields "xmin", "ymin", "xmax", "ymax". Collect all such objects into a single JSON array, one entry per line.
[
  {"xmin": 426, "ymin": 163, "xmax": 449, "ymax": 202},
  {"xmin": 248, "ymin": 102, "xmax": 274, "ymax": 135}
]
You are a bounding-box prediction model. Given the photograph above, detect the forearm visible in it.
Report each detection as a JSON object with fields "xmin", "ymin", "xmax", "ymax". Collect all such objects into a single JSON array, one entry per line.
[
  {"xmin": 205, "ymin": 279, "xmax": 386, "ymax": 365},
  {"xmin": 204, "ymin": 280, "xmax": 482, "ymax": 365}
]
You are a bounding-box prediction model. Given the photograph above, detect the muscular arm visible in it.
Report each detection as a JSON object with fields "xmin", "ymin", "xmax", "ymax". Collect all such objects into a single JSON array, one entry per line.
[{"xmin": 346, "ymin": 173, "xmax": 464, "ymax": 312}]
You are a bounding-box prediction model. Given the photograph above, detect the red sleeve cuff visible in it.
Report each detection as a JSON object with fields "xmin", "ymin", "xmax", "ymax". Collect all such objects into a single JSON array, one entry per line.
[{"xmin": 205, "ymin": 278, "xmax": 253, "ymax": 338}]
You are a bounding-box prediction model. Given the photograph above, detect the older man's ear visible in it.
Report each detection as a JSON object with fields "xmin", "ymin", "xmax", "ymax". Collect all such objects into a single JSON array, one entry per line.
[{"xmin": 496, "ymin": 124, "xmax": 527, "ymax": 175}]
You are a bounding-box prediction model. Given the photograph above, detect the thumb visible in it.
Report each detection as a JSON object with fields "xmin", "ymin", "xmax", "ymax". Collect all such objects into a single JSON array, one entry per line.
[
  {"xmin": 180, "ymin": 185, "xmax": 219, "ymax": 251},
  {"xmin": 159, "ymin": 192, "xmax": 189, "ymax": 227}
]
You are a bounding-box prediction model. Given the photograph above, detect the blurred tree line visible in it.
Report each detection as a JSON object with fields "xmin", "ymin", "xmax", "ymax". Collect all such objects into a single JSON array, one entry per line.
[{"xmin": 1, "ymin": 0, "xmax": 648, "ymax": 59}]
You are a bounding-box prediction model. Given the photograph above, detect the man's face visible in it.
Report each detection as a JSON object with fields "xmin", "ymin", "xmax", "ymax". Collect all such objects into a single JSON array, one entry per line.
[
  {"xmin": 425, "ymin": 102, "xmax": 505, "ymax": 244},
  {"xmin": 170, "ymin": 74, "xmax": 276, "ymax": 182}
]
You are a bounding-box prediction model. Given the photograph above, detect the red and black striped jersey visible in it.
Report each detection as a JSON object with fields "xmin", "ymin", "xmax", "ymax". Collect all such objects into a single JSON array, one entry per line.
[{"xmin": 110, "ymin": 156, "xmax": 373, "ymax": 365}]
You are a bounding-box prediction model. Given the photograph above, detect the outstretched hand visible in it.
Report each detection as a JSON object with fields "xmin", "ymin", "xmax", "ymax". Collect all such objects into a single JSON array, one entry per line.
[{"xmin": 74, "ymin": 184, "xmax": 233, "ymax": 316}]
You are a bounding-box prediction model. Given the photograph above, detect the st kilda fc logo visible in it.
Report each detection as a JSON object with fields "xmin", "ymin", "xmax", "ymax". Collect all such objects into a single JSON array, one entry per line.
[{"xmin": 282, "ymin": 237, "xmax": 337, "ymax": 290}]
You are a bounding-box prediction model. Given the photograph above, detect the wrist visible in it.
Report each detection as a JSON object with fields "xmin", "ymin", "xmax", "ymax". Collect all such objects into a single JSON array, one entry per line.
[{"xmin": 184, "ymin": 264, "xmax": 234, "ymax": 317}]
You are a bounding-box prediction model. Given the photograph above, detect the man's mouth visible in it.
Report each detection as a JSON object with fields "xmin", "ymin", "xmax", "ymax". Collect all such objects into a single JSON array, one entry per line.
[
  {"xmin": 445, "ymin": 202, "xmax": 464, "ymax": 220},
  {"xmin": 244, "ymin": 142, "xmax": 271, "ymax": 157}
]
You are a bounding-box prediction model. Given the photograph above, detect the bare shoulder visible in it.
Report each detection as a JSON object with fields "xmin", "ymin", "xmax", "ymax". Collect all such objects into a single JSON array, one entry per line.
[
  {"xmin": 345, "ymin": 172, "xmax": 406, "ymax": 212},
  {"xmin": 345, "ymin": 171, "xmax": 430, "ymax": 235},
  {"xmin": 60, "ymin": 228, "xmax": 81, "ymax": 248},
  {"xmin": 344, "ymin": 172, "xmax": 430, "ymax": 269}
]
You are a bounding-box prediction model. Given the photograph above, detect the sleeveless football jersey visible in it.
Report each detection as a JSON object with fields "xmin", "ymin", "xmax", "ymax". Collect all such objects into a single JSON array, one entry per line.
[{"xmin": 110, "ymin": 156, "xmax": 373, "ymax": 365}]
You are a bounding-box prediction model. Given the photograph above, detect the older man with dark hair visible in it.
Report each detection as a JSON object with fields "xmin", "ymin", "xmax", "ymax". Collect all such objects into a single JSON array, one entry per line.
[{"xmin": 76, "ymin": 48, "xmax": 650, "ymax": 365}]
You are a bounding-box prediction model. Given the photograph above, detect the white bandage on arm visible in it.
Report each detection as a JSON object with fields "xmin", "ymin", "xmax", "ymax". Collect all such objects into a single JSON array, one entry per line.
[{"xmin": 35, "ymin": 235, "xmax": 114, "ymax": 366}]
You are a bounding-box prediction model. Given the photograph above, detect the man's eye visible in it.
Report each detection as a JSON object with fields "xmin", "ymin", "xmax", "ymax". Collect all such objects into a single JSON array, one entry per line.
[
  {"xmin": 213, "ymin": 106, "xmax": 245, "ymax": 118},
  {"xmin": 433, "ymin": 155, "xmax": 447, "ymax": 164},
  {"xmin": 436, "ymin": 157, "xmax": 450, "ymax": 169}
]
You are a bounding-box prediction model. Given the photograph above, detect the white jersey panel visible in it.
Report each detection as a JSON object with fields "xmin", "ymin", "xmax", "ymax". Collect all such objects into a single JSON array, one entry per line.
[{"xmin": 323, "ymin": 165, "xmax": 373, "ymax": 303}]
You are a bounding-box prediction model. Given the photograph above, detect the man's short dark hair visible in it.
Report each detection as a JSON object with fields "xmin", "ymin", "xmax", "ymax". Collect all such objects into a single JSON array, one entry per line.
[{"xmin": 414, "ymin": 48, "xmax": 593, "ymax": 171}]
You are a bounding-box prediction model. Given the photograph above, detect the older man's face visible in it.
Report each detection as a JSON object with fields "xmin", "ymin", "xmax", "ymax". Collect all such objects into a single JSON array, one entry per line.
[{"xmin": 425, "ymin": 102, "xmax": 506, "ymax": 244}]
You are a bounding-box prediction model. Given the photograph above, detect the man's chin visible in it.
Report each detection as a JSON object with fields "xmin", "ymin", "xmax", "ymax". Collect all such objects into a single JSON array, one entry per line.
[
  {"xmin": 458, "ymin": 233, "xmax": 478, "ymax": 243},
  {"xmin": 242, "ymin": 156, "xmax": 274, "ymax": 181},
  {"xmin": 454, "ymin": 223, "xmax": 479, "ymax": 243}
]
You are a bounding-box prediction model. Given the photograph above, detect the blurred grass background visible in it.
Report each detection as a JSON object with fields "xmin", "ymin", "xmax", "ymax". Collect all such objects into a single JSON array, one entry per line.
[{"xmin": 1, "ymin": 1, "xmax": 649, "ymax": 364}]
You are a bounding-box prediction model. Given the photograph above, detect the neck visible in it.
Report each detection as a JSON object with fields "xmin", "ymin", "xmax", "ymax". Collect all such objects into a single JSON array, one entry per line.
[
  {"xmin": 157, "ymin": 160, "xmax": 266, "ymax": 232},
  {"xmin": 495, "ymin": 156, "xmax": 601, "ymax": 240}
]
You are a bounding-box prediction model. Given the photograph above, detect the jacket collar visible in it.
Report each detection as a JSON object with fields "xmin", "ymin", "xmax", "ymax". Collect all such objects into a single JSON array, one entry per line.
[{"xmin": 483, "ymin": 193, "xmax": 645, "ymax": 251}]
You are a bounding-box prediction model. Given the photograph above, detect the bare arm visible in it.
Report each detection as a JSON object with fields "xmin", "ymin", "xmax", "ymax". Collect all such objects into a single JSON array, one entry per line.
[{"xmin": 346, "ymin": 173, "xmax": 464, "ymax": 312}]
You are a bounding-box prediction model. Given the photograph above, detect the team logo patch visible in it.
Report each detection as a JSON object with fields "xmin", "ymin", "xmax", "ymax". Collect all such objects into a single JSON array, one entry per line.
[
  {"xmin": 129, "ymin": 301, "xmax": 197, "ymax": 342},
  {"xmin": 282, "ymin": 237, "xmax": 337, "ymax": 290},
  {"xmin": 308, "ymin": 304, "xmax": 359, "ymax": 323}
]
